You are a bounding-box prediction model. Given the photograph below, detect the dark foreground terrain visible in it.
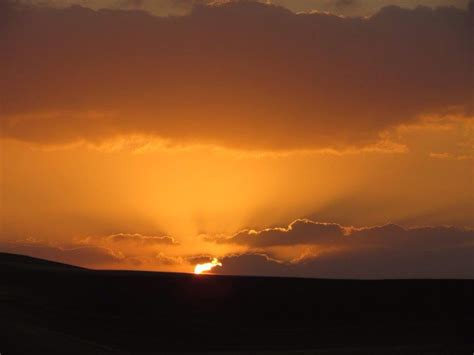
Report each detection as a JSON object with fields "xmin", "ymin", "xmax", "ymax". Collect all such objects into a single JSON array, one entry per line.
[{"xmin": 0, "ymin": 252, "xmax": 473, "ymax": 354}]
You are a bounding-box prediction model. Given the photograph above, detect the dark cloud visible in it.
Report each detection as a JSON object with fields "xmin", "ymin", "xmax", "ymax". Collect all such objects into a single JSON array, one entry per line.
[
  {"xmin": 107, "ymin": 233, "xmax": 178, "ymax": 245},
  {"xmin": 211, "ymin": 219, "xmax": 344, "ymax": 246},
  {"xmin": 125, "ymin": 252, "xmax": 182, "ymax": 266},
  {"xmin": 216, "ymin": 243, "xmax": 474, "ymax": 278},
  {"xmin": 0, "ymin": 239, "xmax": 182, "ymax": 267},
  {"xmin": 0, "ymin": 1, "xmax": 470, "ymax": 150},
  {"xmin": 218, "ymin": 253, "xmax": 293, "ymax": 276},
  {"xmin": 211, "ymin": 219, "xmax": 473, "ymax": 248},
  {"xmin": 116, "ymin": 0, "xmax": 146, "ymax": 9},
  {"xmin": 334, "ymin": 0, "xmax": 357, "ymax": 8},
  {"xmin": 185, "ymin": 254, "xmax": 214, "ymax": 264},
  {"xmin": 210, "ymin": 221, "xmax": 474, "ymax": 278},
  {"xmin": 0, "ymin": 242, "xmax": 123, "ymax": 267}
]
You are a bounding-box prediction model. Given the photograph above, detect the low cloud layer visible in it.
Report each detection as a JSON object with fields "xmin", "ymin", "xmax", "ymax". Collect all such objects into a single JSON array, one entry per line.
[
  {"xmin": 216, "ymin": 246, "xmax": 474, "ymax": 278},
  {"xmin": 212, "ymin": 219, "xmax": 473, "ymax": 248},
  {"xmin": 0, "ymin": 239, "xmax": 183, "ymax": 269},
  {"xmin": 208, "ymin": 220, "xmax": 474, "ymax": 278},
  {"xmin": 211, "ymin": 219, "xmax": 345, "ymax": 247},
  {"xmin": 20, "ymin": 0, "xmax": 471, "ymax": 18},
  {"xmin": 0, "ymin": 242, "xmax": 123, "ymax": 267},
  {"xmin": 1, "ymin": 219, "xmax": 472, "ymax": 277},
  {"xmin": 106, "ymin": 233, "xmax": 178, "ymax": 245},
  {"xmin": 1, "ymin": 1, "xmax": 471, "ymax": 150}
]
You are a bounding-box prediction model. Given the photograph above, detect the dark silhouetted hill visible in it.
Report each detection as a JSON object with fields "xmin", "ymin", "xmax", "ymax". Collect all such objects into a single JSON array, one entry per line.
[
  {"xmin": 0, "ymin": 252, "xmax": 84, "ymax": 272},
  {"xmin": 0, "ymin": 252, "xmax": 472, "ymax": 354}
]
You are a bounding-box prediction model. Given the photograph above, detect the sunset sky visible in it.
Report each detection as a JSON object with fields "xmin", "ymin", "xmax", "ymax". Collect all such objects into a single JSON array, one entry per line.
[{"xmin": 0, "ymin": 0, "xmax": 472, "ymax": 278}]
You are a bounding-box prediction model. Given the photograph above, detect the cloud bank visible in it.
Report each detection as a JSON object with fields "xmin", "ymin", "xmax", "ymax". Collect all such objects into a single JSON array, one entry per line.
[
  {"xmin": 0, "ymin": 242, "xmax": 123, "ymax": 267},
  {"xmin": 216, "ymin": 246, "xmax": 474, "ymax": 278},
  {"xmin": 1, "ymin": 219, "xmax": 472, "ymax": 277},
  {"xmin": 106, "ymin": 233, "xmax": 178, "ymax": 245},
  {"xmin": 212, "ymin": 219, "xmax": 473, "ymax": 248},
  {"xmin": 1, "ymin": 1, "xmax": 471, "ymax": 150},
  {"xmin": 208, "ymin": 219, "xmax": 474, "ymax": 278}
]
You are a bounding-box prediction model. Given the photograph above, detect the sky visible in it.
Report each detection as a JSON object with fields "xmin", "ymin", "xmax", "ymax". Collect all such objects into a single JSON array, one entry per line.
[
  {"xmin": 23, "ymin": 0, "xmax": 471, "ymax": 16},
  {"xmin": 0, "ymin": 0, "xmax": 473, "ymax": 278}
]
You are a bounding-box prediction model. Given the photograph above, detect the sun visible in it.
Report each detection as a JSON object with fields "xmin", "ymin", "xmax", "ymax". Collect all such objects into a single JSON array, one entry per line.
[{"xmin": 194, "ymin": 258, "xmax": 222, "ymax": 274}]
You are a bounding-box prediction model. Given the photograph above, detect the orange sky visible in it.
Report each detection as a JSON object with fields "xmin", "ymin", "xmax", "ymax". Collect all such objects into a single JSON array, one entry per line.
[
  {"xmin": 0, "ymin": 0, "xmax": 472, "ymax": 277},
  {"xmin": 24, "ymin": 0, "xmax": 471, "ymax": 17}
]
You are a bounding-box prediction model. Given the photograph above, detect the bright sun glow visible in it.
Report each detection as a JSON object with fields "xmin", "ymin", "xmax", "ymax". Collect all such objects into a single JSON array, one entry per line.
[{"xmin": 194, "ymin": 258, "xmax": 222, "ymax": 274}]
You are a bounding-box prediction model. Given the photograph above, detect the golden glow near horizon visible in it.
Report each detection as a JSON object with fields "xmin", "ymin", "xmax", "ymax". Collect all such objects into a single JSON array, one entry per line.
[
  {"xmin": 194, "ymin": 258, "xmax": 223, "ymax": 274},
  {"xmin": 0, "ymin": 1, "xmax": 472, "ymax": 277}
]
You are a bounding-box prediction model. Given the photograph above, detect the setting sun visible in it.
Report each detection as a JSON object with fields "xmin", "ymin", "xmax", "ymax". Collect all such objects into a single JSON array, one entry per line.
[
  {"xmin": 1, "ymin": 0, "xmax": 472, "ymax": 353},
  {"xmin": 194, "ymin": 258, "xmax": 223, "ymax": 274}
]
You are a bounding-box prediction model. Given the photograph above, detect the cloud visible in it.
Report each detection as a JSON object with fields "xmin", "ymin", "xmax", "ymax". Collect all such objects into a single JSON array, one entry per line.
[
  {"xmin": 429, "ymin": 152, "xmax": 473, "ymax": 160},
  {"xmin": 0, "ymin": 242, "xmax": 123, "ymax": 267},
  {"xmin": 211, "ymin": 219, "xmax": 473, "ymax": 248},
  {"xmin": 185, "ymin": 254, "xmax": 215, "ymax": 265},
  {"xmin": 208, "ymin": 220, "xmax": 474, "ymax": 278},
  {"xmin": 0, "ymin": 236, "xmax": 183, "ymax": 268},
  {"xmin": 215, "ymin": 243, "xmax": 474, "ymax": 278},
  {"xmin": 126, "ymin": 252, "xmax": 183, "ymax": 266},
  {"xmin": 211, "ymin": 219, "xmax": 345, "ymax": 246},
  {"xmin": 218, "ymin": 253, "xmax": 293, "ymax": 276},
  {"xmin": 106, "ymin": 233, "xmax": 178, "ymax": 245},
  {"xmin": 334, "ymin": 0, "xmax": 357, "ymax": 8},
  {"xmin": 1, "ymin": 220, "xmax": 472, "ymax": 277},
  {"xmin": 115, "ymin": 0, "xmax": 147, "ymax": 9},
  {"xmin": 1, "ymin": 1, "xmax": 471, "ymax": 151}
]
